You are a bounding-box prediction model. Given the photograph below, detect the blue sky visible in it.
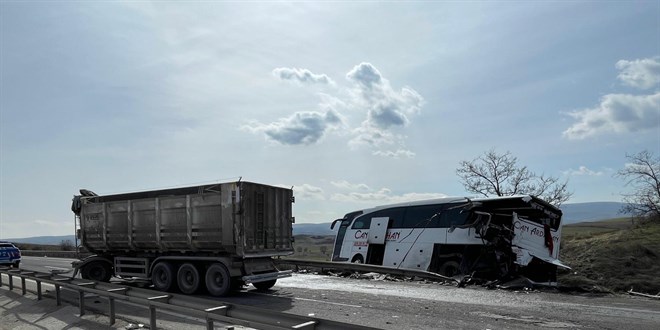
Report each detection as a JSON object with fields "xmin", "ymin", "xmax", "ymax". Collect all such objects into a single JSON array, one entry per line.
[{"xmin": 1, "ymin": 1, "xmax": 658, "ymax": 238}]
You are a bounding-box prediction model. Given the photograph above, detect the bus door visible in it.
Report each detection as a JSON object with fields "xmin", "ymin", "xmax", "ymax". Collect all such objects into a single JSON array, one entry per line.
[{"xmin": 366, "ymin": 217, "xmax": 389, "ymax": 265}]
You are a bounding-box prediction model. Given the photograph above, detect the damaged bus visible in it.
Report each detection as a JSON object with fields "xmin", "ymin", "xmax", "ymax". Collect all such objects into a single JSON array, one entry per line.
[{"xmin": 330, "ymin": 195, "xmax": 569, "ymax": 285}]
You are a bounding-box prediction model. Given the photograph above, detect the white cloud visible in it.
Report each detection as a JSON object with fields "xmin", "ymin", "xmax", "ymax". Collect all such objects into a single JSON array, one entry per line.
[
  {"xmin": 616, "ymin": 57, "xmax": 660, "ymax": 90},
  {"xmin": 330, "ymin": 180, "xmax": 371, "ymax": 191},
  {"xmin": 34, "ymin": 219, "xmax": 61, "ymax": 226},
  {"xmin": 563, "ymin": 92, "xmax": 660, "ymax": 139},
  {"xmin": 242, "ymin": 109, "xmax": 344, "ymax": 145},
  {"xmin": 346, "ymin": 62, "xmax": 424, "ymax": 130},
  {"xmin": 331, "ymin": 188, "xmax": 447, "ymax": 204},
  {"xmin": 273, "ymin": 67, "xmax": 334, "ymax": 85},
  {"xmin": 329, "ymin": 180, "xmax": 446, "ymax": 204},
  {"xmin": 246, "ymin": 63, "xmax": 424, "ymax": 156},
  {"xmin": 294, "ymin": 183, "xmax": 326, "ymax": 200},
  {"xmin": 563, "ymin": 166, "xmax": 604, "ymax": 176},
  {"xmin": 373, "ymin": 149, "xmax": 416, "ymax": 159}
]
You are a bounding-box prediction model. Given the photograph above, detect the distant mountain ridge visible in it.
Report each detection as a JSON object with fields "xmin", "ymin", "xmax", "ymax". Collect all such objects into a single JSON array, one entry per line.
[
  {"xmin": 3, "ymin": 235, "xmax": 77, "ymax": 246},
  {"xmin": 3, "ymin": 202, "xmax": 628, "ymax": 243},
  {"xmin": 560, "ymin": 202, "xmax": 627, "ymax": 225}
]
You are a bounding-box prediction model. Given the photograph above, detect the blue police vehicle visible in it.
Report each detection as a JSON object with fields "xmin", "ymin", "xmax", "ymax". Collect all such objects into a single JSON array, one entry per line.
[{"xmin": 0, "ymin": 241, "xmax": 21, "ymax": 268}]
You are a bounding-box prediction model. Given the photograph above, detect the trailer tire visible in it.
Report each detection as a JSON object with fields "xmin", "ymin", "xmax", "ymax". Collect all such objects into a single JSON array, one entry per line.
[
  {"xmin": 177, "ymin": 263, "xmax": 201, "ymax": 294},
  {"xmin": 252, "ymin": 279, "xmax": 276, "ymax": 291},
  {"xmin": 152, "ymin": 262, "xmax": 176, "ymax": 292},
  {"xmin": 205, "ymin": 263, "xmax": 231, "ymax": 297},
  {"xmin": 81, "ymin": 261, "xmax": 111, "ymax": 282}
]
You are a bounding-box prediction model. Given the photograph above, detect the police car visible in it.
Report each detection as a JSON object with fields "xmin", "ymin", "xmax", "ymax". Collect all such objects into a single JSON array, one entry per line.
[{"xmin": 0, "ymin": 241, "xmax": 21, "ymax": 268}]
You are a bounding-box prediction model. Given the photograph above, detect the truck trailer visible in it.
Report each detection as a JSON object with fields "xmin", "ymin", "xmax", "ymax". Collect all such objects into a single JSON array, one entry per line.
[{"xmin": 71, "ymin": 181, "xmax": 294, "ymax": 296}]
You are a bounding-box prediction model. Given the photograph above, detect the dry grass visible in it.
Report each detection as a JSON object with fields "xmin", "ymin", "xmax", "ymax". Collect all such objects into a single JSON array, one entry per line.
[{"xmin": 559, "ymin": 219, "xmax": 660, "ymax": 294}]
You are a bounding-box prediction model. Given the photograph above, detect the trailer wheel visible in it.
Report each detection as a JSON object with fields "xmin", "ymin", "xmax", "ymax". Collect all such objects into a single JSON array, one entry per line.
[
  {"xmin": 177, "ymin": 263, "xmax": 201, "ymax": 294},
  {"xmin": 252, "ymin": 279, "xmax": 276, "ymax": 291},
  {"xmin": 81, "ymin": 261, "xmax": 111, "ymax": 282},
  {"xmin": 205, "ymin": 263, "xmax": 231, "ymax": 297},
  {"xmin": 152, "ymin": 262, "xmax": 176, "ymax": 292}
]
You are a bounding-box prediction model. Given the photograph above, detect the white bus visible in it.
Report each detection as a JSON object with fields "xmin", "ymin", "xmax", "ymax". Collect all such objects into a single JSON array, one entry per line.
[{"xmin": 330, "ymin": 195, "xmax": 568, "ymax": 283}]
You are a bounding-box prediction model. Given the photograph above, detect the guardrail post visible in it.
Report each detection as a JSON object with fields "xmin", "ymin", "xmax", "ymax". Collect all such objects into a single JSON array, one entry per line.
[
  {"xmin": 205, "ymin": 305, "xmax": 228, "ymax": 330},
  {"xmin": 109, "ymin": 297, "xmax": 115, "ymax": 325},
  {"xmin": 55, "ymin": 284, "xmax": 61, "ymax": 306},
  {"xmin": 78, "ymin": 290, "xmax": 85, "ymax": 316},
  {"xmin": 36, "ymin": 280, "xmax": 42, "ymax": 300},
  {"xmin": 149, "ymin": 306, "xmax": 157, "ymax": 329},
  {"xmin": 106, "ymin": 287, "xmax": 128, "ymax": 325},
  {"xmin": 147, "ymin": 294, "xmax": 170, "ymax": 330},
  {"xmin": 76, "ymin": 282, "xmax": 96, "ymax": 316},
  {"xmin": 8, "ymin": 273, "xmax": 13, "ymax": 290},
  {"xmin": 21, "ymin": 276, "xmax": 26, "ymax": 295}
]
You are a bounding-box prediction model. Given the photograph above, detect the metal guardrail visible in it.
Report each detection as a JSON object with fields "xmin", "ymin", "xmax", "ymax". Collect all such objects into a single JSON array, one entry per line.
[
  {"xmin": 276, "ymin": 258, "xmax": 459, "ymax": 283},
  {"xmin": 0, "ymin": 267, "xmax": 379, "ymax": 330}
]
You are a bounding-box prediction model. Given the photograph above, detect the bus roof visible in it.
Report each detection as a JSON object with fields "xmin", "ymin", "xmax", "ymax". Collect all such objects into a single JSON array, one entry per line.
[{"xmin": 353, "ymin": 195, "xmax": 560, "ymax": 216}]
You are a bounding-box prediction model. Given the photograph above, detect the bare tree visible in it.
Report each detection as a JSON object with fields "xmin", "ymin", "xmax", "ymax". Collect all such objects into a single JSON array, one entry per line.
[
  {"xmin": 616, "ymin": 150, "xmax": 660, "ymax": 220},
  {"xmin": 60, "ymin": 239, "xmax": 74, "ymax": 251},
  {"xmin": 456, "ymin": 149, "xmax": 572, "ymax": 207}
]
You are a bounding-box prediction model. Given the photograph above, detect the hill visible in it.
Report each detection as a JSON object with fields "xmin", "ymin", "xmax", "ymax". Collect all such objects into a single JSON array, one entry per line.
[
  {"xmin": 293, "ymin": 223, "xmax": 336, "ymax": 236},
  {"xmin": 2, "ymin": 235, "xmax": 76, "ymax": 246},
  {"xmin": 559, "ymin": 202, "xmax": 628, "ymax": 225}
]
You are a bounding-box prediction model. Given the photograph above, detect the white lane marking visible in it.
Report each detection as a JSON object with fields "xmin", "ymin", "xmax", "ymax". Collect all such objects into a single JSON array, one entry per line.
[
  {"xmin": 45, "ymin": 266, "xmax": 71, "ymax": 271},
  {"xmin": 294, "ymin": 297, "xmax": 362, "ymax": 308},
  {"xmin": 250, "ymin": 292, "xmax": 362, "ymax": 308}
]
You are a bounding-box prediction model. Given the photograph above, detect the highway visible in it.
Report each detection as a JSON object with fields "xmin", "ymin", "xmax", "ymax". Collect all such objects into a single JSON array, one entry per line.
[{"xmin": 17, "ymin": 256, "xmax": 660, "ymax": 329}]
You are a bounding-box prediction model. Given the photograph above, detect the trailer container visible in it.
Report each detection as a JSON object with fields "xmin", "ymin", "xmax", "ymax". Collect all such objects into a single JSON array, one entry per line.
[{"xmin": 71, "ymin": 181, "xmax": 294, "ymax": 296}]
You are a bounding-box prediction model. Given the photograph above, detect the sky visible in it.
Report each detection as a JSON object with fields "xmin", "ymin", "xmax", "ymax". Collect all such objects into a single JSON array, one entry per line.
[{"xmin": 1, "ymin": 1, "xmax": 659, "ymax": 239}]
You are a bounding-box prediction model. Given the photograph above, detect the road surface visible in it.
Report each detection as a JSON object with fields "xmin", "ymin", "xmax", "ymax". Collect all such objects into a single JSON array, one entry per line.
[{"xmin": 17, "ymin": 256, "xmax": 660, "ymax": 329}]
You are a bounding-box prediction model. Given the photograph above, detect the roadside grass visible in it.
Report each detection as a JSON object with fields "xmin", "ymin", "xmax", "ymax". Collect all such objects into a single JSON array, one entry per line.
[
  {"xmin": 290, "ymin": 235, "xmax": 335, "ymax": 261},
  {"xmin": 559, "ymin": 218, "xmax": 660, "ymax": 294}
]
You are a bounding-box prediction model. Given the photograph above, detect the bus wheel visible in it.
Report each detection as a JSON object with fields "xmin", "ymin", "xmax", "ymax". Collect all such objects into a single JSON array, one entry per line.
[
  {"xmin": 351, "ymin": 254, "xmax": 364, "ymax": 264},
  {"xmin": 439, "ymin": 260, "xmax": 461, "ymax": 277},
  {"xmin": 205, "ymin": 263, "xmax": 231, "ymax": 297},
  {"xmin": 152, "ymin": 262, "xmax": 176, "ymax": 292},
  {"xmin": 252, "ymin": 279, "xmax": 276, "ymax": 291},
  {"xmin": 177, "ymin": 263, "xmax": 201, "ymax": 294},
  {"xmin": 81, "ymin": 261, "xmax": 111, "ymax": 282}
]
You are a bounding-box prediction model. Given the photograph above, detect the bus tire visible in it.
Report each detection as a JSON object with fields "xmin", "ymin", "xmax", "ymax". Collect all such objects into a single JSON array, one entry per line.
[
  {"xmin": 253, "ymin": 279, "xmax": 277, "ymax": 291},
  {"xmin": 439, "ymin": 260, "xmax": 461, "ymax": 277},
  {"xmin": 205, "ymin": 263, "xmax": 231, "ymax": 297},
  {"xmin": 351, "ymin": 254, "xmax": 364, "ymax": 264},
  {"xmin": 177, "ymin": 263, "xmax": 201, "ymax": 294},
  {"xmin": 152, "ymin": 262, "xmax": 176, "ymax": 292}
]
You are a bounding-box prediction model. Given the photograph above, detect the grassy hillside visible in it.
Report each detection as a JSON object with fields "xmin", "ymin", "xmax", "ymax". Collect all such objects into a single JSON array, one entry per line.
[
  {"xmin": 559, "ymin": 218, "xmax": 660, "ymax": 294},
  {"xmin": 291, "ymin": 235, "xmax": 335, "ymax": 261}
]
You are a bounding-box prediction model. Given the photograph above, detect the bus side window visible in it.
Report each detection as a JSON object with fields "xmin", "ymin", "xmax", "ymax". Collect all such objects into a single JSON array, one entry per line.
[
  {"xmin": 354, "ymin": 208, "xmax": 405, "ymax": 229},
  {"xmin": 351, "ymin": 215, "xmax": 370, "ymax": 229},
  {"xmin": 441, "ymin": 207, "xmax": 470, "ymax": 227},
  {"xmin": 404, "ymin": 205, "xmax": 444, "ymax": 228}
]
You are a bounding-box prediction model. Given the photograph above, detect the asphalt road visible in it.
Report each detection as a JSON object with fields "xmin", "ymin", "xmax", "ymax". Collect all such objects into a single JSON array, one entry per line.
[{"xmin": 18, "ymin": 256, "xmax": 660, "ymax": 329}]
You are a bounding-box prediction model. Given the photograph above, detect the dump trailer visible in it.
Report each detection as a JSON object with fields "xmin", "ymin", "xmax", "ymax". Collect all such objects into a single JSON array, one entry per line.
[{"xmin": 71, "ymin": 181, "xmax": 294, "ymax": 296}]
